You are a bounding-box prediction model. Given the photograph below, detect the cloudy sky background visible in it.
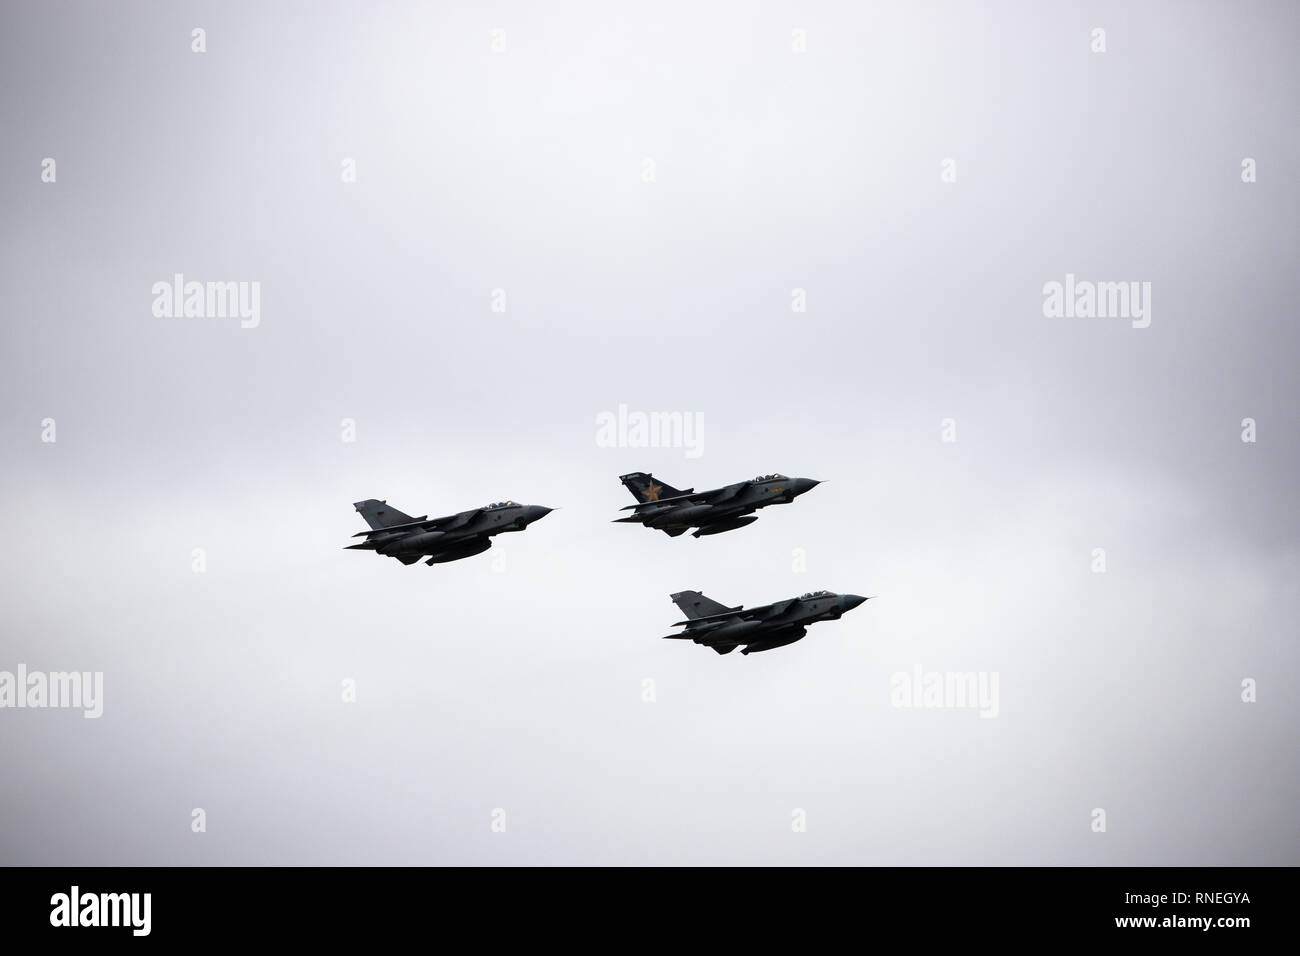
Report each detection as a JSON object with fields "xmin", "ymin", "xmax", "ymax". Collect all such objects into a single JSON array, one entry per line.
[{"xmin": 1, "ymin": 0, "xmax": 1297, "ymax": 864}]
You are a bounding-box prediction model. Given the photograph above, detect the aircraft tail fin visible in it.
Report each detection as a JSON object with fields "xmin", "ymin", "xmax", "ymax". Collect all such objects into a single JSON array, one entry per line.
[
  {"xmin": 670, "ymin": 590, "xmax": 734, "ymax": 620},
  {"xmin": 619, "ymin": 472, "xmax": 690, "ymax": 504},
  {"xmin": 354, "ymin": 499, "xmax": 417, "ymax": 530}
]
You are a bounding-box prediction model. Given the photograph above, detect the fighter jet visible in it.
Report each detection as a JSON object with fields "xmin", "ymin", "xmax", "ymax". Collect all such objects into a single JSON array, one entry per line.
[
  {"xmin": 346, "ymin": 498, "xmax": 553, "ymax": 565},
  {"xmin": 613, "ymin": 472, "xmax": 821, "ymax": 537},
  {"xmin": 662, "ymin": 589, "xmax": 869, "ymax": 655}
]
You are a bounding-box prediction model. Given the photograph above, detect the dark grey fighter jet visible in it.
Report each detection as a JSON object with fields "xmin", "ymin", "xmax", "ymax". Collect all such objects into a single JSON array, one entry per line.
[
  {"xmin": 613, "ymin": 472, "xmax": 821, "ymax": 537},
  {"xmin": 346, "ymin": 498, "xmax": 553, "ymax": 565},
  {"xmin": 662, "ymin": 589, "xmax": 869, "ymax": 655}
]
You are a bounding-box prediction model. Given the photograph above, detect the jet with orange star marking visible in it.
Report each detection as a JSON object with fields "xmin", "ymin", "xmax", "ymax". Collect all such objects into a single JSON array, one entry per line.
[
  {"xmin": 346, "ymin": 498, "xmax": 553, "ymax": 565},
  {"xmin": 613, "ymin": 471, "xmax": 821, "ymax": 537}
]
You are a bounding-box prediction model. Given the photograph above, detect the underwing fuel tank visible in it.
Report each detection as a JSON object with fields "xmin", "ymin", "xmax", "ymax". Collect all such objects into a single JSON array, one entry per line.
[
  {"xmin": 693, "ymin": 516, "xmax": 759, "ymax": 536},
  {"xmin": 740, "ymin": 629, "xmax": 807, "ymax": 655},
  {"xmin": 424, "ymin": 538, "xmax": 492, "ymax": 564}
]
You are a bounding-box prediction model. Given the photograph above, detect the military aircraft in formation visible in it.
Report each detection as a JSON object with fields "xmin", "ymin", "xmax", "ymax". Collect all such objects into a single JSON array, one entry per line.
[
  {"xmin": 662, "ymin": 589, "xmax": 870, "ymax": 655},
  {"xmin": 612, "ymin": 471, "xmax": 821, "ymax": 537},
  {"xmin": 346, "ymin": 498, "xmax": 553, "ymax": 565},
  {"xmin": 346, "ymin": 477, "xmax": 870, "ymax": 656}
]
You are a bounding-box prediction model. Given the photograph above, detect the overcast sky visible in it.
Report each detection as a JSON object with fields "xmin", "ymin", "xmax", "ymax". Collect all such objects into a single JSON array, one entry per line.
[{"xmin": 1, "ymin": 0, "xmax": 1297, "ymax": 865}]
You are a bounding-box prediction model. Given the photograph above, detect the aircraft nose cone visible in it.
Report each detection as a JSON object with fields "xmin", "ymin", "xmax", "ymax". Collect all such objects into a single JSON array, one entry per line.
[
  {"xmin": 841, "ymin": 594, "xmax": 869, "ymax": 611},
  {"xmin": 793, "ymin": 478, "xmax": 821, "ymax": 496},
  {"xmin": 525, "ymin": 506, "xmax": 554, "ymax": 523}
]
